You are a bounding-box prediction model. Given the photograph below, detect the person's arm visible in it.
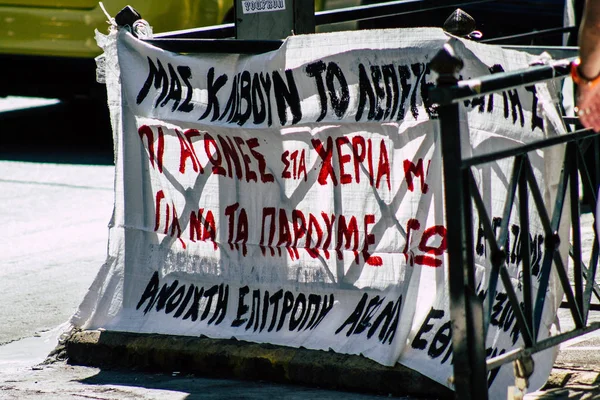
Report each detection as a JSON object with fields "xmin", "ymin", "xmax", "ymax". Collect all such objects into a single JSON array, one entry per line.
[
  {"xmin": 576, "ymin": 0, "xmax": 600, "ymax": 131},
  {"xmin": 579, "ymin": 0, "xmax": 600, "ymax": 78}
]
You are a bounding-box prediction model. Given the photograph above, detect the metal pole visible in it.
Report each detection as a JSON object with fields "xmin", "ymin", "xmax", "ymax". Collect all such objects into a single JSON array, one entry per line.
[
  {"xmin": 235, "ymin": 0, "xmax": 315, "ymax": 39},
  {"xmin": 430, "ymin": 42, "xmax": 489, "ymax": 400}
]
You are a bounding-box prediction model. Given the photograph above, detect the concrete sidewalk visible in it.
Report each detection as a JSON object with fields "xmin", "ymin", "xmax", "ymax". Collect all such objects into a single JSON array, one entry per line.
[
  {"xmin": 2, "ymin": 326, "xmax": 600, "ymax": 400},
  {"xmin": 62, "ymin": 328, "xmax": 600, "ymax": 399},
  {"xmin": 0, "ymin": 325, "xmax": 417, "ymax": 400}
]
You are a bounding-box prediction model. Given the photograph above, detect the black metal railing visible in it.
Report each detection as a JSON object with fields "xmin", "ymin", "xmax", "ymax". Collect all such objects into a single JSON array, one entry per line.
[
  {"xmin": 481, "ymin": 26, "xmax": 578, "ymax": 45},
  {"xmin": 153, "ymin": 0, "xmax": 497, "ymax": 40},
  {"xmin": 149, "ymin": 0, "xmax": 571, "ymax": 54},
  {"xmin": 430, "ymin": 43, "xmax": 600, "ymax": 399}
]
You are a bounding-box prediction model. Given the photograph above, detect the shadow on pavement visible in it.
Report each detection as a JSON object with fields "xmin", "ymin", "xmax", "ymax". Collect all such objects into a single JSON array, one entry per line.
[
  {"xmin": 0, "ymin": 99, "xmax": 114, "ymax": 166},
  {"xmin": 78, "ymin": 368, "xmax": 390, "ymax": 400}
]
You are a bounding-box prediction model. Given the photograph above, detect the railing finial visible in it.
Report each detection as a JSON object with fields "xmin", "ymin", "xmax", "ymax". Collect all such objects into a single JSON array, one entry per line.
[
  {"xmin": 115, "ymin": 6, "xmax": 142, "ymax": 28},
  {"xmin": 443, "ymin": 9, "xmax": 476, "ymax": 38},
  {"xmin": 431, "ymin": 42, "xmax": 464, "ymax": 85}
]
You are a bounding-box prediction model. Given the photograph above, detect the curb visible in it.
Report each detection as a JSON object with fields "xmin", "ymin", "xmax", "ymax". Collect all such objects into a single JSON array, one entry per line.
[{"xmin": 66, "ymin": 330, "xmax": 453, "ymax": 398}]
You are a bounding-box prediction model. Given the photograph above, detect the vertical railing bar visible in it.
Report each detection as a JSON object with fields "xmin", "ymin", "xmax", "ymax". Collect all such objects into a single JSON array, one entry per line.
[
  {"xmin": 570, "ymin": 143, "xmax": 585, "ymax": 323},
  {"xmin": 519, "ymin": 155, "xmax": 534, "ymax": 341},
  {"xmin": 431, "ymin": 43, "xmax": 488, "ymax": 400},
  {"xmin": 594, "ymin": 135, "xmax": 600, "ymax": 199},
  {"xmin": 464, "ymin": 168, "xmax": 477, "ymax": 292},
  {"xmin": 590, "ymin": 134, "xmax": 600, "ymax": 306},
  {"xmin": 461, "ymin": 168, "xmax": 488, "ymax": 391}
]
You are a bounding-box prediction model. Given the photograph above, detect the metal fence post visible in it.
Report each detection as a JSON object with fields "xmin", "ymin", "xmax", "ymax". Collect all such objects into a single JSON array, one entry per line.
[
  {"xmin": 431, "ymin": 42, "xmax": 489, "ymax": 400},
  {"xmin": 235, "ymin": 0, "xmax": 315, "ymax": 39}
]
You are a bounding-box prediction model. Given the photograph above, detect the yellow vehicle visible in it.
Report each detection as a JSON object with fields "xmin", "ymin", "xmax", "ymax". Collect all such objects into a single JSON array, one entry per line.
[
  {"xmin": 0, "ymin": 1, "xmax": 233, "ymax": 58},
  {"xmin": 0, "ymin": 0, "xmax": 566, "ymax": 100},
  {"xmin": 0, "ymin": 1, "xmax": 234, "ymax": 99}
]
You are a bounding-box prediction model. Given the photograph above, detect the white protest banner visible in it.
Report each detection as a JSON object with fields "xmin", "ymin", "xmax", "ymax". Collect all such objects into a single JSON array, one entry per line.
[{"xmin": 73, "ymin": 26, "xmax": 568, "ymax": 397}]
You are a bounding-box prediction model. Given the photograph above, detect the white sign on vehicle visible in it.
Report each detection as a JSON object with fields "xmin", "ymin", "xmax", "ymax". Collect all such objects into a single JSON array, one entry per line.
[{"xmin": 73, "ymin": 27, "xmax": 567, "ymax": 397}]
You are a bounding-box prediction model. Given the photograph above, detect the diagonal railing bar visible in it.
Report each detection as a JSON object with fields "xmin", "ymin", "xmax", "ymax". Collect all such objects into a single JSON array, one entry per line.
[
  {"xmin": 577, "ymin": 135, "xmax": 595, "ymax": 155},
  {"xmin": 489, "ymin": 159, "xmax": 519, "ymax": 324},
  {"xmin": 492, "ymin": 155, "xmax": 536, "ymax": 348},
  {"xmin": 545, "ymin": 204, "xmax": 585, "ymax": 326},
  {"xmin": 551, "ymin": 237, "xmax": 586, "ymax": 330},
  {"xmin": 485, "ymin": 145, "xmax": 597, "ymax": 371},
  {"xmin": 570, "ymin": 143, "xmax": 585, "ymax": 323},
  {"xmin": 523, "ymin": 152, "xmax": 586, "ymax": 331},
  {"xmin": 530, "ymin": 144, "xmax": 571, "ymax": 334},
  {"xmin": 490, "ymin": 157, "xmax": 523, "ymax": 323},
  {"xmin": 519, "ymin": 155, "xmax": 535, "ymax": 341},
  {"xmin": 467, "ymin": 171, "xmax": 504, "ymax": 336},
  {"xmin": 582, "ymin": 257, "xmax": 600, "ymax": 312},
  {"xmin": 577, "ymin": 138, "xmax": 597, "ymax": 207},
  {"xmin": 574, "ymin": 249, "xmax": 600, "ymax": 315},
  {"xmin": 467, "ymin": 158, "xmax": 535, "ymax": 347},
  {"xmin": 499, "ymin": 263, "xmax": 535, "ymax": 347}
]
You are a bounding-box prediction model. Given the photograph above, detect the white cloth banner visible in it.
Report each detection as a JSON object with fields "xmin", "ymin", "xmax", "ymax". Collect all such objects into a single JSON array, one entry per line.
[{"xmin": 73, "ymin": 27, "xmax": 568, "ymax": 396}]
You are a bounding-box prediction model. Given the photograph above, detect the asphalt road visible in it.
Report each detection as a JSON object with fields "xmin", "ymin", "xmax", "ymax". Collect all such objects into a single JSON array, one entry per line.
[
  {"xmin": 0, "ymin": 159, "xmax": 114, "ymax": 345},
  {"xmin": 0, "ymin": 97, "xmax": 114, "ymax": 345}
]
